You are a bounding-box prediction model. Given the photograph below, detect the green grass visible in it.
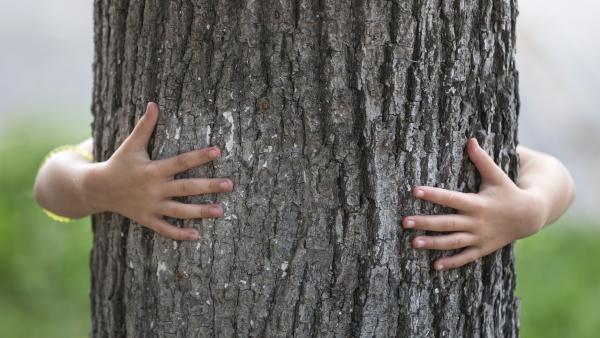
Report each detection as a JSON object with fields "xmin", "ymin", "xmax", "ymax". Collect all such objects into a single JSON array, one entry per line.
[
  {"xmin": 0, "ymin": 115, "xmax": 598, "ymax": 337},
  {"xmin": 515, "ymin": 220, "xmax": 600, "ymax": 338}
]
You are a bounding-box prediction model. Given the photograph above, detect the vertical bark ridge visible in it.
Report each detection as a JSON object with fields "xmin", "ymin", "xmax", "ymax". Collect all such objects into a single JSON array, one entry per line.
[
  {"xmin": 90, "ymin": 0, "xmax": 132, "ymax": 337},
  {"xmin": 347, "ymin": 0, "xmax": 370, "ymax": 334}
]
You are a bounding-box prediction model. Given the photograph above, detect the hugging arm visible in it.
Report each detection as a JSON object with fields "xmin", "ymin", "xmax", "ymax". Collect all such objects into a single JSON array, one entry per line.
[
  {"xmin": 402, "ymin": 138, "xmax": 575, "ymax": 271},
  {"xmin": 33, "ymin": 102, "xmax": 234, "ymax": 241},
  {"xmin": 515, "ymin": 144, "xmax": 576, "ymax": 226}
]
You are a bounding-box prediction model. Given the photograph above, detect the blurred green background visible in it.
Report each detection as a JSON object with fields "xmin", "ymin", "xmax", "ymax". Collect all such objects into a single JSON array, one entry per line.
[{"xmin": 0, "ymin": 112, "xmax": 599, "ymax": 338}]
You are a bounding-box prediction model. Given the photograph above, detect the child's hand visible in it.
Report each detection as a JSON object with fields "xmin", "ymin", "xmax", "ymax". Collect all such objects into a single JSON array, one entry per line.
[
  {"xmin": 402, "ymin": 138, "xmax": 546, "ymax": 271},
  {"xmin": 82, "ymin": 102, "xmax": 233, "ymax": 241}
]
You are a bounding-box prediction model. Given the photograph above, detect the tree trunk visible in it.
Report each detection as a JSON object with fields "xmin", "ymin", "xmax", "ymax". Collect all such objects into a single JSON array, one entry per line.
[{"xmin": 90, "ymin": 0, "xmax": 520, "ymax": 337}]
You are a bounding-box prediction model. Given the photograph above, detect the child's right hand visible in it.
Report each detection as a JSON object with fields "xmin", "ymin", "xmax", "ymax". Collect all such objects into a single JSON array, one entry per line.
[{"xmin": 82, "ymin": 102, "xmax": 233, "ymax": 241}]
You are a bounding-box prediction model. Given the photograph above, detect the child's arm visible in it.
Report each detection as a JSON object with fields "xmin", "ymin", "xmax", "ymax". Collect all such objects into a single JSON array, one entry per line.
[
  {"xmin": 33, "ymin": 138, "xmax": 97, "ymax": 219},
  {"xmin": 76, "ymin": 136, "xmax": 93, "ymax": 154},
  {"xmin": 402, "ymin": 137, "xmax": 575, "ymax": 271},
  {"xmin": 33, "ymin": 102, "xmax": 233, "ymax": 241},
  {"xmin": 515, "ymin": 144, "xmax": 576, "ymax": 225}
]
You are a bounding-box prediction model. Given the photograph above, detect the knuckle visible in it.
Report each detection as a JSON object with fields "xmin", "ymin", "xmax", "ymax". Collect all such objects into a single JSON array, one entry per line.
[
  {"xmin": 147, "ymin": 219, "xmax": 163, "ymax": 235},
  {"xmin": 153, "ymin": 225, "xmax": 167, "ymax": 237},
  {"xmin": 471, "ymin": 198, "xmax": 487, "ymax": 212},
  {"xmin": 178, "ymin": 180, "xmax": 191, "ymax": 195},
  {"xmin": 196, "ymin": 180, "xmax": 212, "ymax": 194},
  {"xmin": 210, "ymin": 179, "xmax": 222, "ymax": 192},
  {"xmin": 445, "ymin": 192, "xmax": 457, "ymax": 206},
  {"xmin": 150, "ymin": 185, "xmax": 164, "ymax": 199},
  {"xmin": 466, "ymin": 253, "xmax": 477, "ymax": 264},
  {"xmin": 446, "ymin": 218, "xmax": 457, "ymax": 231},
  {"xmin": 200, "ymin": 148, "xmax": 213, "ymax": 159},
  {"xmin": 158, "ymin": 227, "xmax": 175, "ymax": 240},
  {"xmin": 175, "ymin": 154, "xmax": 190, "ymax": 170},
  {"xmin": 442, "ymin": 260, "xmax": 454, "ymax": 269},
  {"xmin": 198, "ymin": 206, "xmax": 209, "ymax": 218},
  {"xmin": 143, "ymin": 184, "xmax": 162, "ymax": 199},
  {"xmin": 451, "ymin": 260, "xmax": 465, "ymax": 269},
  {"xmin": 167, "ymin": 229, "xmax": 183, "ymax": 240},
  {"xmin": 466, "ymin": 192, "xmax": 479, "ymax": 200},
  {"xmin": 143, "ymin": 163, "xmax": 160, "ymax": 178},
  {"xmin": 152, "ymin": 220, "xmax": 174, "ymax": 237},
  {"xmin": 166, "ymin": 203, "xmax": 181, "ymax": 218}
]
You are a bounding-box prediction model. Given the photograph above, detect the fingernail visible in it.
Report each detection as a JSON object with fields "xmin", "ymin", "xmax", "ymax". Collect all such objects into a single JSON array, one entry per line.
[
  {"xmin": 415, "ymin": 239, "xmax": 425, "ymax": 248},
  {"xmin": 404, "ymin": 218, "xmax": 415, "ymax": 228},
  {"xmin": 188, "ymin": 230, "xmax": 199, "ymax": 240},
  {"xmin": 435, "ymin": 263, "xmax": 444, "ymax": 271},
  {"xmin": 414, "ymin": 188, "xmax": 425, "ymax": 197},
  {"xmin": 209, "ymin": 147, "xmax": 219, "ymax": 158},
  {"xmin": 219, "ymin": 179, "xmax": 230, "ymax": 190},
  {"xmin": 210, "ymin": 206, "xmax": 222, "ymax": 216}
]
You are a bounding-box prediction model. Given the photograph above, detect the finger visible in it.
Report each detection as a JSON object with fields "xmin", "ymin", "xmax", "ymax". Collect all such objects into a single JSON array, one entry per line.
[
  {"xmin": 161, "ymin": 178, "xmax": 233, "ymax": 197},
  {"xmin": 153, "ymin": 146, "xmax": 221, "ymax": 177},
  {"xmin": 467, "ymin": 137, "xmax": 511, "ymax": 185},
  {"xmin": 412, "ymin": 185, "xmax": 476, "ymax": 211},
  {"xmin": 403, "ymin": 214, "xmax": 474, "ymax": 232},
  {"xmin": 159, "ymin": 200, "xmax": 224, "ymax": 219},
  {"xmin": 433, "ymin": 247, "xmax": 480, "ymax": 271},
  {"xmin": 412, "ymin": 232, "xmax": 476, "ymax": 251},
  {"xmin": 122, "ymin": 102, "xmax": 159, "ymax": 152},
  {"xmin": 145, "ymin": 216, "xmax": 200, "ymax": 241}
]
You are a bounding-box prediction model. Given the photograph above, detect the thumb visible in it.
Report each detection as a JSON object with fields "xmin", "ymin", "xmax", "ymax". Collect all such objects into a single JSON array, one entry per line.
[
  {"xmin": 121, "ymin": 102, "xmax": 159, "ymax": 152},
  {"xmin": 467, "ymin": 137, "xmax": 511, "ymax": 186}
]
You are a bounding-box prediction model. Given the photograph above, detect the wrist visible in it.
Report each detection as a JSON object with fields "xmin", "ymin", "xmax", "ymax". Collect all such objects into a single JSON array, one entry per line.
[
  {"xmin": 79, "ymin": 161, "xmax": 109, "ymax": 214},
  {"xmin": 522, "ymin": 187, "xmax": 550, "ymax": 235}
]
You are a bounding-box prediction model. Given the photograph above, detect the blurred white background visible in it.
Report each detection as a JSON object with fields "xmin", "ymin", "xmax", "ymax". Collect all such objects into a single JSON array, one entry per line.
[{"xmin": 0, "ymin": 0, "xmax": 598, "ymax": 218}]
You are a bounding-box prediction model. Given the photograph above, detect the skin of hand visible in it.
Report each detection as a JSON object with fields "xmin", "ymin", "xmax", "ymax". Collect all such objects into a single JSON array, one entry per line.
[
  {"xmin": 402, "ymin": 137, "xmax": 576, "ymax": 271},
  {"xmin": 35, "ymin": 102, "xmax": 233, "ymax": 241}
]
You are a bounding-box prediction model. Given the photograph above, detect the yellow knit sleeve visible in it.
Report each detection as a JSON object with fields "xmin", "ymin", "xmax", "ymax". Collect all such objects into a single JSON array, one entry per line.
[{"xmin": 38, "ymin": 144, "xmax": 94, "ymax": 223}]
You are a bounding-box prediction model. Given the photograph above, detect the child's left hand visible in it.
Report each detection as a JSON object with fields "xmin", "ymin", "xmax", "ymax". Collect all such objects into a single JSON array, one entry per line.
[{"xmin": 402, "ymin": 138, "xmax": 546, "ymax": 271}]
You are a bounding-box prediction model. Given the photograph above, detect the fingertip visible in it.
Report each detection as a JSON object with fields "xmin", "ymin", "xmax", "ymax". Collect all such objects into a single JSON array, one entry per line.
[
  {"xmin": 412, "ymin": 186, "xmax": 425, "ymax": 198},
  {"xmin": 403, "ymin": 216, "xmax": 415, "ymax": 228},
  {"xmin": 208, "ymin": 146, "xmax": 221, "ymax": 159},
  {"xmin": 434, "ymin": 261, "xmax": 445, "ymax": 271},
  {"xmin": 468, "ymin": 137, "xmax": 489, "ymax": 164},
  {"xmin": 467, "ymin": 137, "xmax": 479, "ymax": 155},
  {"xmin": 413, "ymin": 237, "xmax": 426, "ymax": 248},
  {"xmin": 143, "ymin": 102, "xmax": 159, "ymax": 121},
  {"xmin": 219, "ymin": 178, "xmax": 233, "ymax": 191},
  {"xmin": 209, "ymin": 205, "xmax": 223, "ymax": 217},
  {"xmin": 186, "ymin": 229, "xmax": 200, "ymax": 240}
]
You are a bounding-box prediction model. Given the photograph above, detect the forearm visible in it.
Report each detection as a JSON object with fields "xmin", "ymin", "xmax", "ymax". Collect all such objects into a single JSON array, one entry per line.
[
  {"xmin": 33, "ymin": 140, "xmax": 100, "ymax": 219},
  {"xmin": 516, "ymin": 145, "xmax": 576, "ymax": 229}
]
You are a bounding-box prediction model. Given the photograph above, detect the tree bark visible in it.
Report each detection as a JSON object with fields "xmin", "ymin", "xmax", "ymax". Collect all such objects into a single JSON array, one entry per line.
[{"xmin": 90, "ymin": 0, "xmax": 520, "ymax": 337}]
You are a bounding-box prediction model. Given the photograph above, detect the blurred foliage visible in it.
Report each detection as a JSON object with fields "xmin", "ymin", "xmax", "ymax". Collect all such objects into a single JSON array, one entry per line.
[
  {"xmin": 515, "ymin": 220, "xmax": 600, "ymax": 338},
  {"xmin": 0, "ymin": 115, "xmax": 92, "ymax": 338},
  {"xmin": 0, "ymin": 116, "xmax": 598, "ymax": 337}
]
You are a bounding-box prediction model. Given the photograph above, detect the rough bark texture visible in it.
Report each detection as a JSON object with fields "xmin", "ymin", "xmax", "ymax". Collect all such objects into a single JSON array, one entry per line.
[{"xmin": 90, "ymin": 0, "xmax": 521, "ymax": 337}]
